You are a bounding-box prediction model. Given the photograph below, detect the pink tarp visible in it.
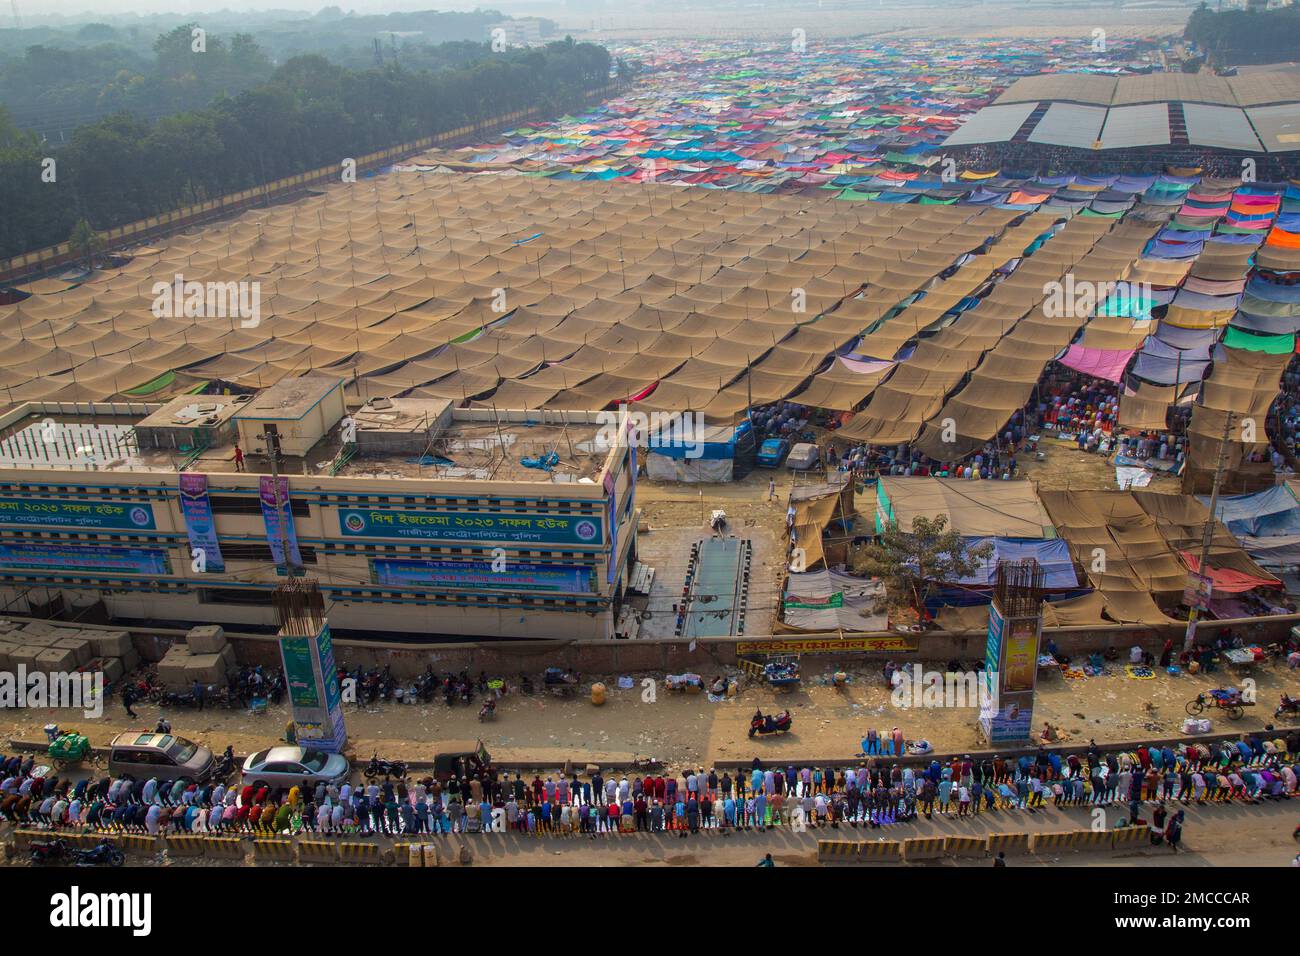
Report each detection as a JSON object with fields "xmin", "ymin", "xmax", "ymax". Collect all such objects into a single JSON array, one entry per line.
[{"xmin": 1058, "ymin": 344, "xmax": 1136, "ymax": 383}]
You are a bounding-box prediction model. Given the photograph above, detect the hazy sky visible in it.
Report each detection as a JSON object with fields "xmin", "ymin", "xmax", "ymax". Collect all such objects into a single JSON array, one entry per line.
[{"xmin": 9, "ymin": 0, "xmax": 525, "ymax": 19}]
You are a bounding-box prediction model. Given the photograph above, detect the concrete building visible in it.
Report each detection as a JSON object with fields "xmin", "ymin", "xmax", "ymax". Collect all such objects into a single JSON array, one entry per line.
[{"xmin": 0, "ymin": 381, "xmax": 637, "ymax": 640}]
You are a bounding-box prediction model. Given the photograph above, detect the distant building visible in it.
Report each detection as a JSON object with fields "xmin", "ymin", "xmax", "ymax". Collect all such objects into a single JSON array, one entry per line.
[{"xmin": 487, "ymin": 19, "xmax": 544, "ymax": 49}]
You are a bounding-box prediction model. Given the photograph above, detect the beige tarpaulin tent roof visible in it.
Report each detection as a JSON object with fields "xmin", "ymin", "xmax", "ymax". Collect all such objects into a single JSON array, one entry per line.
[
  {"xmin": 878, "ymin": 476, "xmax": 1053, "ymax": 538},
  {"xmin": 1118, "ymin": 381, "xmax": 1176, "ymax": 431}
]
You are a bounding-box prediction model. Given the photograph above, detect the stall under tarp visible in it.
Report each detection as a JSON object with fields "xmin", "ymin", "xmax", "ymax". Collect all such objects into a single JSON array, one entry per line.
[
  {"xmin": 1203, "ymin": 484, "xmax": 1300, "ymax": 537},
  {"xmin": 643, "ymin": 419, "xmax": 754, "ymax": 483},
  {"xmin": 1180, "ymin": 552, "xmax": 1281, "ymax": 593},
  {"xmin": 1058, "ymin": 343, "xmax": 1137, "ymax": 383},
  {"xmin": 1201, "ymin": 484, "xmax": 1300, "ymax": 566},
  {"xmin": 953, "ymin": 537, "xmax": 1079, "ymax": 589},
  {"xmin": 779, "ymin": 569, "xmax": 888, "ymax": 632},
  {"xmin": 1042, "ymin": 590, "xmax": 1109, "ymax": 626},
  {"xmin": 791, "ymin": 480, "xmax": 856, "ymax": 570},
  {"xmin": 876, "ymin": 476, "xmax": 1055, "ymax": 538}
]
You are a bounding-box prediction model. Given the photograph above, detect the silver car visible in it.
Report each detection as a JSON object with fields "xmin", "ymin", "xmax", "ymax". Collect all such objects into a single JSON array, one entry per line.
[{"xmin": 241, "ymin": 746, "xmax": 350, "ymax": 790}]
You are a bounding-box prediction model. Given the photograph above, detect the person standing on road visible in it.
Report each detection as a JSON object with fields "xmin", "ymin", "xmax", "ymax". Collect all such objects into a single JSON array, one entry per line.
[{"xmin": 1165, "ymin": 810, "xmax": 1184, "ymax": 852}]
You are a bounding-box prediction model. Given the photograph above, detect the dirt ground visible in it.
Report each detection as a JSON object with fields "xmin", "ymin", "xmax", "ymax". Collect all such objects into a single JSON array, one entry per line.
[
  {"xmin": 4, "ymin": 653, "xmax": 1297, "ymax": 769},
  {"xmin": 1019, "ymin": 434, "xmax": 1181, "ymax": 493}
]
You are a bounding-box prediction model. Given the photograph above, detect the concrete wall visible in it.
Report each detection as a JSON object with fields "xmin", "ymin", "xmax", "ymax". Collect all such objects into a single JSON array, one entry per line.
[{"xmin": 12, "ymin": 610, "xmax": 1297, "ymax": 678}]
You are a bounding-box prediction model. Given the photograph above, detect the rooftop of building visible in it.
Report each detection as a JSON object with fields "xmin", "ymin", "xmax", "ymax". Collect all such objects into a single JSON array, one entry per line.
[{"xmin": 0, "ymin": 401, "xmax": 612, "ymax": 484}]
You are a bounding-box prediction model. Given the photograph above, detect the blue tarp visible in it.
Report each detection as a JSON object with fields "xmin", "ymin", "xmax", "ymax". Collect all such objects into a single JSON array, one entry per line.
[
  {"xmin": 1202, "ymin": 484, "xmax": 1300, "ymax": 538},
  {"xmin": 952, "ymin": 537, "xmax": 1079, "ymax": 589}
]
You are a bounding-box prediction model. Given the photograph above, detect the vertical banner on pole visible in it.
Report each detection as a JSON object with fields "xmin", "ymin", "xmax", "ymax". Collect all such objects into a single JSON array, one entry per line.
[
  {"xmin": 179, "ymin": 473, "xmax": 224, "ymax": 572},
  {"xmin": 259, "ymin": 475, "xmax": 303, "ymax": 570}
]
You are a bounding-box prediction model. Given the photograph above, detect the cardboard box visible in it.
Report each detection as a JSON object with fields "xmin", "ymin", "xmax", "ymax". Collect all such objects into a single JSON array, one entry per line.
[
  {"xmin": 0, "ymin": 640, "xmax": 17, "ymax": 671},
  {"xmin": 186, "ymin": 625, "xmax": 226, "ymax": 655},
  {"xmin": 18, "ymin": 632, "xmax": 57, "ymax": 648},
  {"xmin": 119, "ymin": 647, "xmax": 141, "ymax": 674}
]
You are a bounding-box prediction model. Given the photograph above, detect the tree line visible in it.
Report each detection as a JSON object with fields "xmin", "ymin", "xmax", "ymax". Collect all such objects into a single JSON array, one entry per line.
[
  {"xmin": 1184, "ymin": 2, "xmax": 1300, "ymax": 65},
  {"xmin": 0, "ymin": 35, "xmax": 611, "ymax": 263}
]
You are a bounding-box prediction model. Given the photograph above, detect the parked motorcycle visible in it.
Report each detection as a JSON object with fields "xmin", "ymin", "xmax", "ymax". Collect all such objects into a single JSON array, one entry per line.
[
  {"xmin": 364, "ymin": 752, "xmax": 408, "ymax": 780},
  {"xmin": 74, "ymin": 840, "xmax": 125, "ymax": 867},
  {"xmin": 213, "ymin": 745, "xmax": 236, "ymax": 779},
  {"xmin": 1277, "ymin": 694, "xmax": 1300, "ymax": 719},
  {"xmin": 748, "ymin": 710, "xmax": 793, "ymax": 738},
  {"xmin": 478, "ymin": 699, "xmax": 496, "ymax": 722},
  {"xmin": 30, "ymin": 838, "xmax": 72, "ymax": 865}
]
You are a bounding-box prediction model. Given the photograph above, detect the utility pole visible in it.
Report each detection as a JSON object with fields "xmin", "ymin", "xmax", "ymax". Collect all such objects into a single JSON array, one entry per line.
[{"xmin": 1184, "ymin": 410, "xmax": 1234, "ymax": 650}]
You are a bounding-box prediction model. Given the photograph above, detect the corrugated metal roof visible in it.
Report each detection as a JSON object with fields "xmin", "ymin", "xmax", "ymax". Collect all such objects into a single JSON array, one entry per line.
[
  {"xmin": 942, "ymin": 101, "xmax": 1039, "ymax": 146},
  {"xmin": 1183, "ymin": 103, "xmax": 1263, "ymax": 152},
  {"xmin": 1245, "ymin": 103, "xmax": 1300, "ymax": 153},
  {"xmin": 1027, "ymin": 103, "xmax": 1107, "ymax": 149},
  {"xmin": 1099, "ymin": 103, "xmax": 1171, "ymax": 148}
]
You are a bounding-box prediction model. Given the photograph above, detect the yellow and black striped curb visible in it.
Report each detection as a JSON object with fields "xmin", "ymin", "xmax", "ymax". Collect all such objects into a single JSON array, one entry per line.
[
  {"xmin": 857, "ymin": 839, "xmax": 902, "ymax": 860},
  {"xmin": 1030, "ymin": 830, "xmax": 1090, "ymax": 853},
  {"xmin": 338, "ymin": 841, "xmax": 382, "ymax": 864},
  {"xmin": 298, "ymin": 840, "xmax": 340, "ymax": 863},
  {"xmin": 251, "ymin": 839, "xmax": 294, "ymax": 862},
  {"xmin": 816, "ymin": 840, "xmax": 860, "ymax": 861},
  {"xmin": 203, "ymin": 836, "xmax": 245, "ymax": 860},
  {"xmin": 163, "ymin": 834, "xmax": 205, "ymax": 857},
  {"xmin": 987, "ymin": 832, "xmax": 1030, "ymax": 854},
  {"xmin": 901, "ymin": 836, "xmax": 946, "ymax": 861},
  {"xmin": 1110, "ymin": 826, "xmax": 1151, "ymax": 849},
  {"xmin": 1073, "ymin": 829, "xmax": 1116, "ymax": 851},
  {"xmin": 116, "ymin": 833, "xmax": 157, "ymax": 854},
  {"xmin": 943, "ymin": 835, "xmax": 987, "ymax": 856}
]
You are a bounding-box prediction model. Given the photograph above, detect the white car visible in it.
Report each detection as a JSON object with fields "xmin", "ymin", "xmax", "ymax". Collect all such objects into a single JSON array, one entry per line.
[{"xmin": 241, "ymin": 746, "xmax": 349, "ymax": 790}]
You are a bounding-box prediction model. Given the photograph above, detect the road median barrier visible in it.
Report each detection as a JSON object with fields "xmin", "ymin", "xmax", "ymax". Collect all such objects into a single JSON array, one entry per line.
[
  {"xmin": 943, "ymin": 835, "xmax": 987, "ymax": 857},
  {"xmin": 164, "ymin": 834, "xmax": 206, "ymax": 857},
  {"xmin": 986, "ymin": 832, "xmax": 1030, "ymax": 855},
  {"xmin": 338, "ymin": 841, "xmax": 382, "ymax": 864},
  {"xmin": 1111, "ymin": 826, "xmax": 1150, "ymax": 850},
  {"xmin": 857, "ymin": 839, "xmax": 902, "ymax": 861},
  {"xmin": 1030, "ymin": 830, "xmax": 1088, "ymax": 854},
  {"xmin": 1073, "ymin": 829, "xmax": 1115, "ymax": 851},
  {"xmin": 901, "ymin": 836, "xmax": 946, "ymax": 861},
  {"xmin": 252, "ymin": 838, "xmax": 294, "ymax": 863},
  {"xmin": 203, "ymin": 836, "xmax": 245, "ymax": 860},
  {"xmin": 117, "ymin": 833, "xmax": 158, "ymax": 855},
  {"xmin": 298, "ymin": 839, "xmax": 339, "ymax": 863},
  {"xmin": 816, "ymin": 840, "xmax": 859, "ymax": 862}
]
